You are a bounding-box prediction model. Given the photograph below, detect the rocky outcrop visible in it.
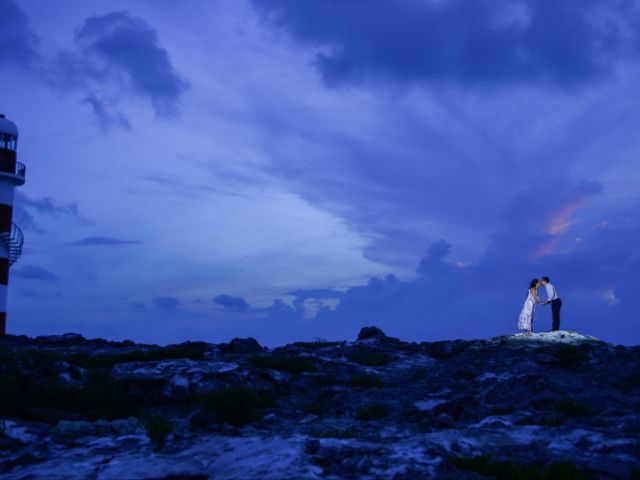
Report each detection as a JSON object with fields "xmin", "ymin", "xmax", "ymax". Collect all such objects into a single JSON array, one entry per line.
[
  {"xmin": 0, "ymin": 328, "xmax": 638, "ymax": 479},
  {"xmin": 220, "ymin": 337, "xmax": 264, "ymax": 354},
  {"xmin": 357, "ymin": 326, "xmax": 387, "ymax": 340}
]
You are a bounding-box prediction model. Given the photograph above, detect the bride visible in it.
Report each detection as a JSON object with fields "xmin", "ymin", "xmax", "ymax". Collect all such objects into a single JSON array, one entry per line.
[{"xmin": 518, "ymin": 279, "xmax": 543, "ymax": 334}]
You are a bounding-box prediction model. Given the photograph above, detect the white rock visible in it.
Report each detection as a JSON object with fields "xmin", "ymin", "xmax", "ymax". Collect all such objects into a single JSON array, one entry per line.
[{"xmin": 414, "ymin": 399, "xmax": 445, "ymax": 411}]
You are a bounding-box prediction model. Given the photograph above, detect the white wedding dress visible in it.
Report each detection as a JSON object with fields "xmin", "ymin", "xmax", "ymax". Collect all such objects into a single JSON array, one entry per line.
[{"xmin": 518, "ymin": 291, "xmax": 535, "ymax": 332}]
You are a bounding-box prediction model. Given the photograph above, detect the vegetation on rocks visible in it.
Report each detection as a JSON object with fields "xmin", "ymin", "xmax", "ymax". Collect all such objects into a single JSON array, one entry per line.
[
  {"xmin": 143, "ymin": 415, "xmax": 174, "ymax": 447},
  {"xmin": 248, "ymin": 354, "xmax": 317, "ymax": 373},
  {"xmin": 194, "ymin": 386, "xmax": 275, "ymax": 427},
  {"xmin": 0, "ymin": 329, "xmax": 638, "ymax": 479}
]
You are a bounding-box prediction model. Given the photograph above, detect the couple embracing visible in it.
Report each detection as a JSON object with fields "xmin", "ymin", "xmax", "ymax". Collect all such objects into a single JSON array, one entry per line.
[{"xmin": 518, "ymin": 276, "xmax": 562, "ymax": 334}]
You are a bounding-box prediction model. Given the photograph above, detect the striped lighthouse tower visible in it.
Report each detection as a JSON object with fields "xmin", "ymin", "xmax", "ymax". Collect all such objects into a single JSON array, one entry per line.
[{"xmin": 0, "ymin": 114, "xmax": 26, "ymax": 335}]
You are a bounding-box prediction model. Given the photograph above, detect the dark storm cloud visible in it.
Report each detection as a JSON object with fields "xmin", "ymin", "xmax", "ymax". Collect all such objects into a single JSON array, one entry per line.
[
  {"xmin": 0, "ymin": 0, "xmax": 39, "ymax": 69},
  {"xmin": 4, "ymin": 6, "xmax": 189, "ymax": 125},
  {"xmin": 71, "ymin": 236, "xmax": 141, "ymax": 246},
  {"xmin": 214, "ymin": 294, "xmax": 249, "ymax": 311},
  {"xmin": 251, "ymin": 0, "xmax": 640, "ymax": 87},
  {"xmin": 69, "ymin": 11, "xmax": 188, "ymax": 116},
  {"xmin": 154, "ymin": 296, "xmax": 181, "ymax": 309},
  {"xmin": 12, "ymin": 265, "xmax": 57, "ymax": 282}
]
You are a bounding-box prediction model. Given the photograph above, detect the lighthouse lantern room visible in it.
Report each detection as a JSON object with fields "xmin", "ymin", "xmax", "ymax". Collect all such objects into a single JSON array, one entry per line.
[{"xmin": 0, "ymin": 114, "xmax": 26, "ymax": 335}]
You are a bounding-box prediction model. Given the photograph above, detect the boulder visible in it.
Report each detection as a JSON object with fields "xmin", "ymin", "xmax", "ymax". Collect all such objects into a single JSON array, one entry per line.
[
  {"xmin": 262, "ymin": 413, "xmax": 278, "ymax": 423},
  {"xmin": 52, "ymin": 420, "xmax": 96, "ymax": 438},
  {"xmin": 111, "ymin": 417, "xmax": 142, "ymax": 436},
  {"xmin": 220, "ymin": 337, "xmax": 263, "ymax": 354},
  {"xmin": 356, "ymin": 326, "xmax": 386, "ymax": 341}
]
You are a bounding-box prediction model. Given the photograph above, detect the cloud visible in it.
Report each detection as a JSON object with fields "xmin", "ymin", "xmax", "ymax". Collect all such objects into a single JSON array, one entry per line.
[
  {"xmin": 214, "ymin": 294, "xmax": 250, "ymax": 311},
  {"xmin": 16, "ymin": 192, "xmax": 82, "ymax": 217},
  {"xmin": 11, "ymin": 205, "xmax": 41, "ymax": 233},
  {"xmin": 0, "ymin": 0, "xmax": 40, "ymax": 69},
  {"xmin": 63, "ymin": 11, "xmax": 188, "ymax": 117},
  {"xmin": 83, "ymin": 94, "xmax": 131, "ymax": 131},
  {"xmin": 285, "ymin": 288, "xmax": 344, "ymax": 300},
  {"xmin": 482, "ymin": 181, "xmax": 604, "ymax": 264},
  {"xmin": 13, "ymin": 192, "xmax": 93, "ymax": 232},
  {"xmin": 4, "ymin": 6, "xmax": 188, "ymax": 126},
  {"xmin": 416, "ymin": 239, "xmax": 452, "ymax": 277},
  {"xmin": 249, "ymin": 179, "xmax": 639, "ymax": 345},
  {"xmin": 12, "ymin": 265, "xmax": 57, "ymax": 281},
  {"xmin": 251, "ymin": 0, "xmax": 640, "ymax": 88},
  {"xmin": 71, "ymin": 236, "xmax": 141, "ymax": 246},
  {"xmin": 154, "ymin": 296, "xmax": 181, "ymax": 309}
]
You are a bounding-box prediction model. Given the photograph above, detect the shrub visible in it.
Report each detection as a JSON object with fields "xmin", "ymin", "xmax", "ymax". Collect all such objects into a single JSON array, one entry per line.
[
  {"xmin": 544, "ymin": 461, "xmax": 584, "ymax": 480},
  {"xmin": 67, "ymin": 343, "xmax": 207, "ymax": 369},
  {"xmin": 144, "ymin": 415, "xmax": 173, "ymax": 446},
  {"xmin": 547, "ymin": 344, "xmax": 592, "ymax": 370},
  {"xmin": 0, "ymin": 368, "xmax": 137, "ymax": 421},
  {"xmin": 432, "ymin": 395, "xmax": 475, "ymax": 421},
  {"xmin": 249, "ymin": 354, "xmax": 316, "ymax": 373},
  {"xmin": 350, "ymin": 372, "xmax": 383, "ymax": 388},
  {"xmin": 302, "ymin": 392, "xmax": 336, "ymax": 416},
  {"xmin": 489, "ymin": 406, "xmax": 516, "ymax": 415},
  {"xmin": 310, "ymin": 426, "xmax": 358, "ymax": 438},
  {"xmin": 410, "ymin": 367, "xmax": 428, "ymax": 380},
  {"xmin": 75, "ymin": 370, "xmax": 138, "ymax": 420},
  {"xmin": 553, "ymin": 397, "xmax": 594, "ymax": 417},
  {"xmin": 347, "ymin": 349, "xmax": 393, "ymax": 366},
  {"xmin": 450, "ymin": 455, "xmax": 537, "ymax": 480},
  {"xmin": 195, "ymin": 386, "xmax": 274, "ymax": 427},
  {"xmin": 355, "ymin": 402, "xmax": 389, "ymax": 421},
  {"xmin": 423, "ymin": 341, "xmax": 466, "ymax": 360},
  {"xmin": 515, "ymin": 415, "xmax": 564, "ymax": 427},
  {"xmin": 450, "ymin": 455, "xmax": 585, "ymax": 480},
  {"xmin": 293, "ymin": 340, "xmax": 345, "ymax": 350}
]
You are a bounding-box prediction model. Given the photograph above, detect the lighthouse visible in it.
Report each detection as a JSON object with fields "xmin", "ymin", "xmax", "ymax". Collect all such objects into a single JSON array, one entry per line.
[{"xmin": 0, "ymin": 114, "xmax": 26, "ymax": 335}]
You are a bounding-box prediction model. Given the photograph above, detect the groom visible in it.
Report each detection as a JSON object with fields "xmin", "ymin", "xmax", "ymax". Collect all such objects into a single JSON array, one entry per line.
[{"xmin": 540, "ymin": 276, "xmax": 562, "ymax": 331}]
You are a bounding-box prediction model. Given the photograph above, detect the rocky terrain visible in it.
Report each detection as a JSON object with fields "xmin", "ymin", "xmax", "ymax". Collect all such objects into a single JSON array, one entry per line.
[{"xmin": 0, "ymin": 327, "xmax": 639, "ymax": 479}]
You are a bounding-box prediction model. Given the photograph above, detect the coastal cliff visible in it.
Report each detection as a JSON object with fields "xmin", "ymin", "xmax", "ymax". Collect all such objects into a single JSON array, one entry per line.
[{"xmin": 1, "ymin": 328, "xmax": 638, "ymax": 479}]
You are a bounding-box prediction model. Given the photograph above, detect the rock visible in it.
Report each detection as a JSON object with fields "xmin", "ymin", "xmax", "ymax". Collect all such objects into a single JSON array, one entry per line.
[
  {"xmin": 220, "ymin": 337, "xmax": 263, "ymax": 354},
  {"xmin": 357, "ymin": 326, "xmax": 387, "ymax": 341},
  {"xmin": 298, "ymin": 415, "xmax": 318, "ymax": 424},
  {"xmin": 435, "ymin": 413, "xmax": 453, "ymax": 427},
  {"xmin": 219, "ymin": 423, "xmax": 240, "ymax": 436},
  {"xmin": 1, "ymin": 420, "xmax": 37, "ymax": 443},
  {"xmin": 414, "ymin": 399, "xmax": 446, "ymax": 411},
  {"xmin": 187, "ymin": 407, "xmax": 214, "ymax": 431},
  {"xmin": 1, "ymin": 330, "xmax": 639, "ymax": 479},
  {"xmin": 111, "ymin": 417, "xmax": 141, "ymax": 436},
  {"xmin": 52, "ymin": 420, "xmax": 96, "ymax": 438},
  {"xmin": 170, "ymin": 374, "xmax": 190, "ymax": 390},
  {"xmin": 56, "ymin": 361, "xmax": 85, "ymax": 385},
  {"xmin": 304, "ymin": 438, "xmax": 321, "ymax": 454},
  {"xmin": 262, "ymin": 413, "xmax": 278, "ymax": 423},
  {"xmin": 620, "ymin": 415, "xmax": 640, "ymax": 432}
]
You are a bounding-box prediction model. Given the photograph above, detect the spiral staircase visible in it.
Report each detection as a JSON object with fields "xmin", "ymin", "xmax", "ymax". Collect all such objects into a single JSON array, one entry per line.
[{"xmin": 0, "ymin": 223, "xmax": 24, "ymax": 265}]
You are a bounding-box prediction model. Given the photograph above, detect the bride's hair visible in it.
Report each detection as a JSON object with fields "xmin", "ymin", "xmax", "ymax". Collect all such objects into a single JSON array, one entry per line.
[{"xmin": 529, "ymin": 279, "xmax": 539, "ymax": 289}]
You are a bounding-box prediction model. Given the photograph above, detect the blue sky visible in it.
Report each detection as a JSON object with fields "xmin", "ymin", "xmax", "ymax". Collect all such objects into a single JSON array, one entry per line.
[{"xmin": 2, "ymin": 0, "xmax": 639, "ymax": 345}]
